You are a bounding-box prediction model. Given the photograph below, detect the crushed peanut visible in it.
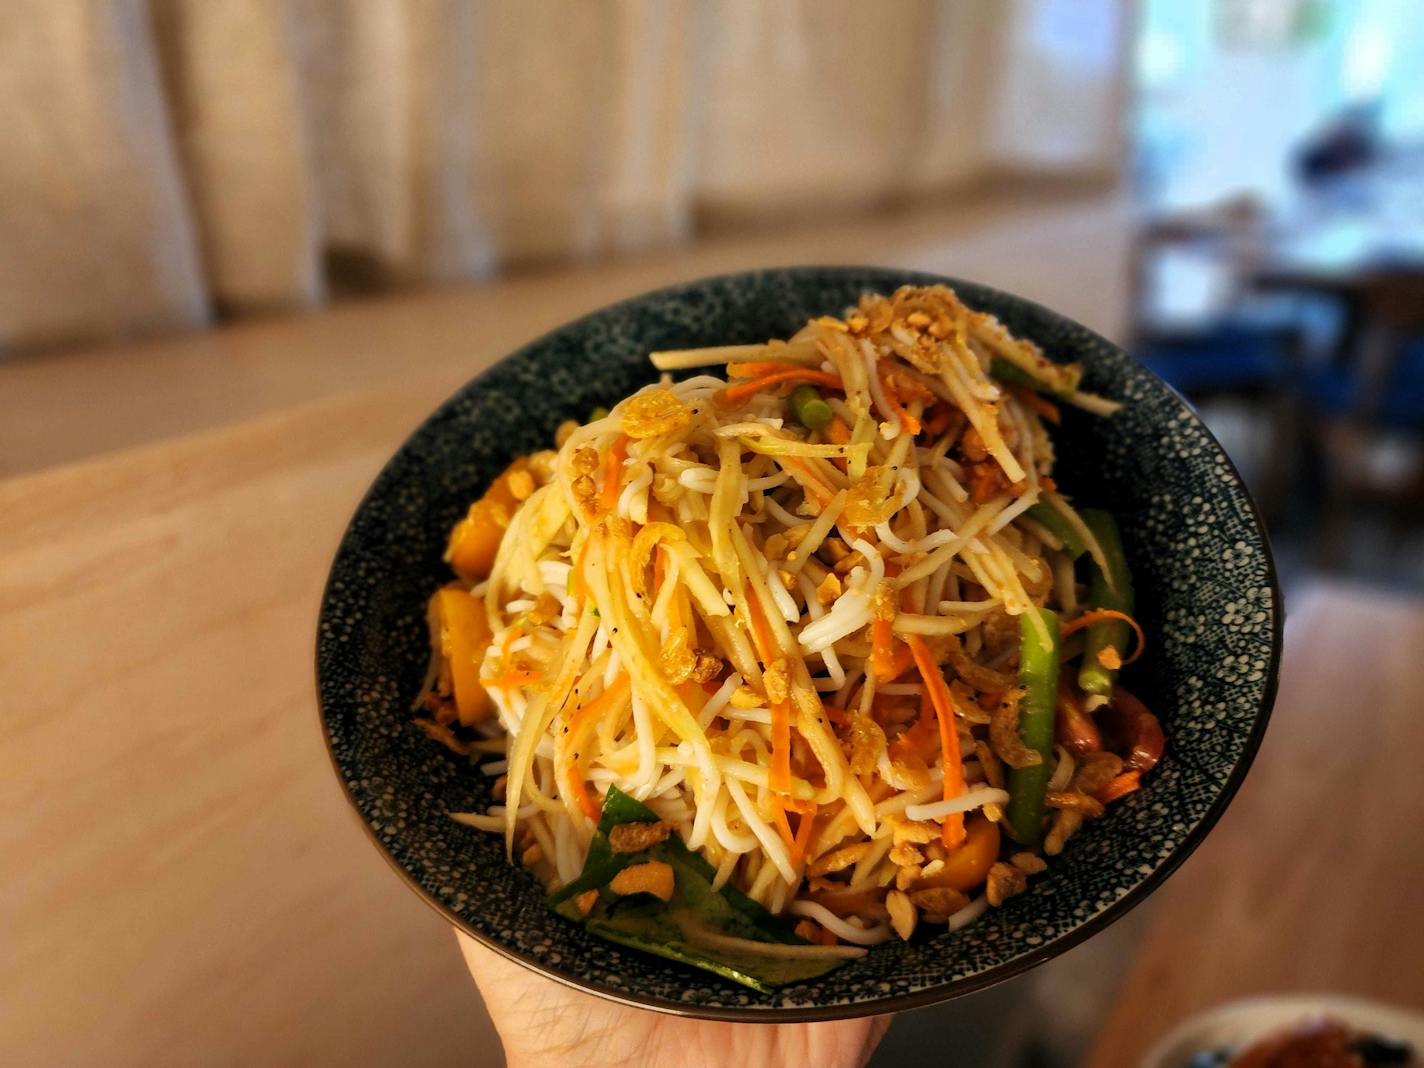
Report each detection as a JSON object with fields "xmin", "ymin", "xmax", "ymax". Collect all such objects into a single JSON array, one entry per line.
[
  {"xmin": 807, "ymin": 842, "xmax": 872, "ymax": 877},
  {"xmin": 763, "ymin": 660, "xmax": 790, "ymax": 705},
  {"xmin": 887, "ymin": 890, "xmax": 917, "ymax": 941},
  {"xmin": 574, "ymin": 889, "xmax": 599, "ymax": 916},
  {"xmin": 816, "ymin": 572, "xmax": 843, "ymax": 605},
  {"xmin": 1010, "ymin": 851, "xmax": 1048, "ymax": 875},
  {"xmin": 729, "ymin": 685, "xmax": 764, "ymax": 710},
  {"xmin": 911, "ymin": 886, "xmax": 970, "ymax": 921},
  {"xmin": 608, "ymin": 860, "xmax": 675, "ymax": 902},
  {"xmin": 1044, "ymin": 809, "xmax": 1083, "ymax": 856},
  {"xmin": 986, "ymin": 861, "xmax": 1027, "ymax": 907}
]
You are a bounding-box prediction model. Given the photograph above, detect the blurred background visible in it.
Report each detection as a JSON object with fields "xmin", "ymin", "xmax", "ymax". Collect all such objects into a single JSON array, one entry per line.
[{"xmin": 2, "ymin": 1, "xmax": 1421, "ymax": 1066}]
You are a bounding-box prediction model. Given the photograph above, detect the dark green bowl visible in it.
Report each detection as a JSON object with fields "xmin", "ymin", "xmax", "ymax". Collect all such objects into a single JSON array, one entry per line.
[{"xmin": 316, "ymin": 267, "xmax": 1281, "ymax": 1020}]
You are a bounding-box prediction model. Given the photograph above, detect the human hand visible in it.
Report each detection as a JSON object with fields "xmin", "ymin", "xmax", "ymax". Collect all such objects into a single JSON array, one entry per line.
[{"xmin": 458, "ymin": 931, "xmax": 893, "ymax": 1068}]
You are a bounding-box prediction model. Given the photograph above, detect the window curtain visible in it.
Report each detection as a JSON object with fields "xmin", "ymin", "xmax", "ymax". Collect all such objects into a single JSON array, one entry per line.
[{"xmin": 0, "ymin": 0, "xmax": 1126, "ymax": 353}]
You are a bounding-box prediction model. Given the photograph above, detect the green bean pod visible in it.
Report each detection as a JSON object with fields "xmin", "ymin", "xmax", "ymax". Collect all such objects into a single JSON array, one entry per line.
[
  {"xmin": 1025, "ymin": 503, "xmax": 1087, "ymax": 558},
  {"xmin": 1078, "ymin": 508, "xmax": 1134, "ymax": 702},
  {"xmin": 1006, "ymin": 607, "xmax": 1060, "ymax": 845},
  {"xmin": 989, "ymin": 356, "xmax": 1083, "ymax": 399},
  {"xmin": 787, "ymin": 384, "xmax": 833, "ymax": 430}
]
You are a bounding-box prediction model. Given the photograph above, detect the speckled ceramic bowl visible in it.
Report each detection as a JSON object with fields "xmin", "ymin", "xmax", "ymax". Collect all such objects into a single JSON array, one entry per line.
[{"xmin": 316, "ymin": 267, "xmax": 1281, "ymax": 1020}]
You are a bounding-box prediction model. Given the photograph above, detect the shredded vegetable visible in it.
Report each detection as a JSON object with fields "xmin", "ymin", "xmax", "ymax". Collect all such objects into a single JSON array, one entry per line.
[{"xmin": 414, "ymin": 284, "xmax": 1161, "ymax": 970}]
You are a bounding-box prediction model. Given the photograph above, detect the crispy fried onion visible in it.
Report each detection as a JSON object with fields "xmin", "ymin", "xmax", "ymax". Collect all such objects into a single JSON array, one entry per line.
[
  {"xmin": 843, "ymin": 465, "xmax": 899, "ymax": 528},
  {"xmin": 621, "ymin": 388, "xmax": 691, "ymax": 439},
  {"xmin": 943, "ymin": 632, "xmax": 1016, "ymax": 693},
  {"xmin": 844, "ymin": 712, "xmax": 887, "ymax": 775},
  {"xmin": 988, "ymin": 689, "xmax": 1042, "ymax": 769}
]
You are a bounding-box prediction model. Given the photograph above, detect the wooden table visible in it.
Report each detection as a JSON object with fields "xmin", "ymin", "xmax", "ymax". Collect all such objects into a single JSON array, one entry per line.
[
  {"xmin": 1086, "ymin": 583, "xmax": 1424, "ymax": 1066},
  {"xmin": 3, "ymin": 194, "xmax": 1421, "ymax": 1066}
]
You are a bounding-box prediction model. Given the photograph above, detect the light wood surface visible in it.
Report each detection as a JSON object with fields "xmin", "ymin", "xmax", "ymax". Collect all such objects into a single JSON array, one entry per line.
[
  {"xmin": 1087, "ymin": 584, "xmax": 1424, "ymax": 1067},
  {"xmin": 3, "ymin": 193, "xmax": 1419, "ymax": 1067}
]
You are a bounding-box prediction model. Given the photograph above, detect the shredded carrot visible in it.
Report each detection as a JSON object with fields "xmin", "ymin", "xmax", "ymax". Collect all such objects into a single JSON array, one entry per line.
[
  {"xmin": 907, "ymin": 635, "xmax": 967, "ymax": 848},
  {"xmin": 720, "ymin": 369, "xmax": 843, "ymax": 406},
  {"xmin": 827, "ymin": 416, "xmax": 850, "ymax": 444},
  {"xmin": 780, "ymin": 455, "xmax": 835, "ymax": 506},
  {"xmin": 1095, "ymin": 770, "xmax": 1142, "ymax": 805},
  {"xmin": 870, "ymin": 621, "xmax": 895, "ymax": 679},
  {"xmin": 726, "ymin": 360, "xmax": 817, "ymax": 378},
  {"xmin": 480, "ymin": 627, "xmax": 529, "ymax": 693},
  {"xmin": 1059, "ymin": 609, "xmax": 1145, "ymax": 665},
  {"xmin": 481, "ymin": 667, "xmax": 542, "ymax": 691},
  {"xmin": 600, "ymin": 434, "xmax": 629, "ymax": 513},
  {"xmin": 791, "ymin": 803, "xmax": 817, "ymax": 870},
  {"xmin": 771, "ymin": 799, "xmax": 796, "ymax": 855},
  {"xmin": 878, "ymin": 369, "xmax": 922, "ymax": 435},
  {"xmin": 564, "ymin": 673, "xmax": 631, "ymax": 820},
  {"xmin": 746, "ymin": 584, "xmax": 793, "ymax": 795},
  {"xmin": 882, "ymin": 641, "xmax": 917, "ymax": 685},
  {"xmin": 1009, "ymin": 383, "xmax": 1061, "ymax": 424}
]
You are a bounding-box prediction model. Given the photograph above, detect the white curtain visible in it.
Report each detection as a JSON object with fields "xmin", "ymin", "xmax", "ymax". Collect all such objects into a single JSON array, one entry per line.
[{"xmin": 0, "ymin": 0, "xmax": 1127, "ymax": 353}]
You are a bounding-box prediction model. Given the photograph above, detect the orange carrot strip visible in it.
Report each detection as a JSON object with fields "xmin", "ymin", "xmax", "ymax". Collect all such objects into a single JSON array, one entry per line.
[
  {"xmin": 770, "ymin": 798, "xmax": 795, "ymax": 850},
  {"xmin": 790, "ymin": 803, "xmax": 817, "ymax": 870},
  {"xmin": 720, "ymin": 369, "xmax": 843, "ymax": 405},
  {"xmin": 600, "ymin": 434, "xmax": 630, "ymax": 513},
  {"xmin": 746, "ymin": 584, "xmax": 793, "ymax": 795},
  {"xmin": 907, "ymin": 635, "xmax": 967, "ymax": 848},
  {"xmin": 1095, "ymin": 770, "xmax": 1142, "ymax": 805},
  {"xmin": 1009, "ymin": 384, "xmax": 1061, "ymax": 425},
  {"xmin": 827, "ymin": 415, "xmax": 851, "ymax": 444},
  {"xmin": 878, "ymin": 369, "xmax": 922, "ymax": 436},
  {"xmin": 881, "ymin": 642, "xmax": 916, "ymax": 685},
  {"xmin": 780, "ymin": 455, "xmax": 835, "ymax": 506},
  {"xmin": 480, "ymin": 667, "xmax": 542, "ymax": 690},
  {"xmin": 726, "ymin": 360, "xmax": 818, "ymax": 378},
  {"xmin": 871, "ymin": 619, "xmax": 896, "ymax": 681},
  {"xmin": 1059, "ymin": 608, "xmax": 1146, "ymax": 665},
  {"xmin": 564, "ymin": 673, "xmax": 631, "ymax": 820}
]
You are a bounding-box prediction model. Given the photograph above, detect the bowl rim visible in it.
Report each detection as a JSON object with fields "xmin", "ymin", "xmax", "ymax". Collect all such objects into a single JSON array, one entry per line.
[{"xmin": 314, "ymin": 264, "xmax": 1284, "ymax": 1022}]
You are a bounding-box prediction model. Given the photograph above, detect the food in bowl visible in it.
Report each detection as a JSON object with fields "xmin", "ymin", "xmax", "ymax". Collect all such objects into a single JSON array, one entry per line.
[
  {"xmin": 412, "ymin": 284, "xmax": 1163, "ymax": 990},
  {"xmin": 1187, "ymin": 1016, "xmax": 1416, "ymax": 1068}
]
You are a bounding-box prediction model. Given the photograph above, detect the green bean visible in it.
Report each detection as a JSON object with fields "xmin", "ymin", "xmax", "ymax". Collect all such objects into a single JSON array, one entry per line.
[
  {"xmin": 989, "ymin": 357, "xmax": 1083, "ymax": 399},
  {"xmin": 1006, "ymin": 607, "xmax": 1060, "ymax": 845},
  {"xmin": 1078, "ymin": 508, "xmax": 1134, "ymax": 701},
  {"xmin": 1025, "ymin": 503, "xmax": 1086, "ymax": 558},
  {"xmin": 787, "ymin": 384, "xmax": 833, "ymax": 430}
]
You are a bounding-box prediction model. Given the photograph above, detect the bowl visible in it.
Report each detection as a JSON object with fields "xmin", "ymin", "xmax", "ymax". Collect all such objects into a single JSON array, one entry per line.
[
  {"xmin": 1142, "ymin": 995, "xmax": 1424, "ymax": 1068},
  {"xmin": 316, "ymin": 266, "xmax": 1282, "ymax": 1020}
]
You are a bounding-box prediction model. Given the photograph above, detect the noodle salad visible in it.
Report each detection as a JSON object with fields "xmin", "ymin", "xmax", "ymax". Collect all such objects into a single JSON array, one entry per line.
[{"xmin": 415, "ymin": 285, "xmax": 1164, "ymax": 990}]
